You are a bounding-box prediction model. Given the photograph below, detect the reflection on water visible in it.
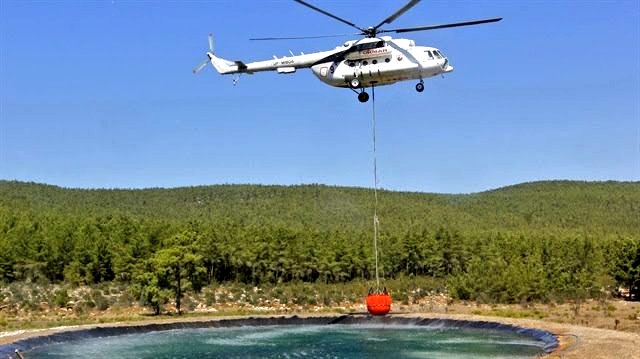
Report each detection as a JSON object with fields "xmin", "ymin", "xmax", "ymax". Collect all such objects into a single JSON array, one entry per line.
[{"xmin": 27, "ymin": 324, "xmax": 547, "ymax": 358}]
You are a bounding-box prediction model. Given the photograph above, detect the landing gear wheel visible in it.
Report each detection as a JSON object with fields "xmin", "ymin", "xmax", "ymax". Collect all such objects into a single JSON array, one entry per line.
[
  {"xmin": 358, "ymin": 91, "xmax": 369, "ymax": 103},
  {"xmin": 350, "ymin": 78, "xmax": 361, "ymax": 89},
  {"xmin": 416, "ymin": 82, "xmax": 424, "ymax": 92}
]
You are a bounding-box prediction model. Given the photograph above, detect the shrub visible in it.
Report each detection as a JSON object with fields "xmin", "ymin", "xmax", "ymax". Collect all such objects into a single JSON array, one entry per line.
[
  {"xmin": 91, "ymin": 289, "xmax": 109, "ymax": 311},
  {"xmin": 53, "ymin": 288, "xmax": 69, "ymax": 308}
]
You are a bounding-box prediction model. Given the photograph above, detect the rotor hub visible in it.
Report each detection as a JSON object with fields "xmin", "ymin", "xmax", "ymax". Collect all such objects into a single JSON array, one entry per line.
[{"xmin": 364, "ymin": 26, "xmax": 377, "ymax": 38}]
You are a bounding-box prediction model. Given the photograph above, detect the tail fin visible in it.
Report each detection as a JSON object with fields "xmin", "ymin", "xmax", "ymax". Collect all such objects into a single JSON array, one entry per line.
[{"xmin": 207, "ymin": 52, "xmax": 241, "ymax": 74}]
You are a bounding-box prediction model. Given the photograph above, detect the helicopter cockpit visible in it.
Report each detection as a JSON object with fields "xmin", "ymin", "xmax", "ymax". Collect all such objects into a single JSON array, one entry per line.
[{"xmin": 424, "ymin": 49, "xmax": 445, "ymax": 60}]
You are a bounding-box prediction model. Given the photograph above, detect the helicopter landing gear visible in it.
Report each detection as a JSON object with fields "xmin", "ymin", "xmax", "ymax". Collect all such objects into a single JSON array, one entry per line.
[
  {"xmin": 416, "ymin": 80, "xmax": 424, "ymax": 93},
  {"xmin": 348, "ymin": 82, "xmax": 369, "ymax": 103},
  {"xmin": 348, "ymin": 79, "xmax": 371, "ymax": 103}
]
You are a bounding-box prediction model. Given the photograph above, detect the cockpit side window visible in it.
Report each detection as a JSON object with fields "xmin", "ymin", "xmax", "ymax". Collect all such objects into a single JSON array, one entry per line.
[
  {"xmin": 434, "ymin": 50, "xmax": 442, "ymax": 59},
  {"xmin": 426, "ymin": 50, "xmax": 434, "ymax": 59}
]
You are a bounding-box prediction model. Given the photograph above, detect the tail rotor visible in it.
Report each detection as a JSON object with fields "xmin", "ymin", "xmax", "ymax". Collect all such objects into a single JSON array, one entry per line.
[{"xmin": 192, "ymin": 34, "xmax": 215, "ymax": 75}]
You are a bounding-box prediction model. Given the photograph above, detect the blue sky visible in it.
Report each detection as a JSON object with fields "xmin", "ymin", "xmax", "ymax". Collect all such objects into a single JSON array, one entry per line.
[{"xmin": 1, "ymin": 0, "xmax": 638, "ymax": 193}]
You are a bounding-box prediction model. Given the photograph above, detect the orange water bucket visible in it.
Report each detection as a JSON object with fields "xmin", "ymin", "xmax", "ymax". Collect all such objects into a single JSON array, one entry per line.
[{"xmin": 366, "ymin": 293, "xmax": 392, "ymax": 315}]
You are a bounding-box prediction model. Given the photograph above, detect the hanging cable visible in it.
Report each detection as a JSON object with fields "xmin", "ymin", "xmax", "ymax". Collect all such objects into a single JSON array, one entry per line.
[
  {"xmin": 371, "ymin": 84, "xmax": 381, "ymax": 291},
  {"xmin": 365, "ymin": 84, "xmax": 392, "ymax": 316}
]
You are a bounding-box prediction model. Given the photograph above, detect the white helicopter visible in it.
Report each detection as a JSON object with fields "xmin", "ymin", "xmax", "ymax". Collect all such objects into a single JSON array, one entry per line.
[{"xmin": 193, "ymin": 0, "xmax": 501, "ymax": 103}]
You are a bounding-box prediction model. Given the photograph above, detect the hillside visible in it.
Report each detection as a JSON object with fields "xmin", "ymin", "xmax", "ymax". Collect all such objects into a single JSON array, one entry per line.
[
  {"xmin": 1, "ymin": 180, "xmax": 638, "ymax": 235},
  {"xmin": 0, "ymin": 180, "xmax": 638, "ymax": 305}
]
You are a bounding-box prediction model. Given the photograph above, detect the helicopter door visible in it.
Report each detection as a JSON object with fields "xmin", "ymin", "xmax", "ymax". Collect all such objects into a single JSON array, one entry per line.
[{"xmin": 358, "ymin": 60, "xmax": 381, "ymax": 84}]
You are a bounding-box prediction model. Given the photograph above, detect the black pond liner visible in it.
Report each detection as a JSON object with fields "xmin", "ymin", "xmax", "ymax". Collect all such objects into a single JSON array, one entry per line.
[{"xmin": 0, "ymin": 315, "xmax": 558, "ymax": 358}]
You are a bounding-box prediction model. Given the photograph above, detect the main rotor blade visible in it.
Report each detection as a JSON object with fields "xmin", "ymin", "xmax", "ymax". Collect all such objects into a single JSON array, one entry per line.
[
  {"xmin": 381, "ymin": 17, "xmax": 502, "ymax": 34},
  {"xmin": 250, "ymin": 33, "xmax": 357, "ymax": 41},
  {"xmin": 293, "ymin": 0, "xmax": 364, "ymax": 32},
  {"xmin": 373, "ymin": 0, "xmax": 421, "ymax": 30}
]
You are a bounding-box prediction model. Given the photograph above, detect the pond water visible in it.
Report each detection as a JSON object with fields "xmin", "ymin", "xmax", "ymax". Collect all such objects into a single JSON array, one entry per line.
[{"xmin": 26, "ymin": 324, "xmax": 548, "ymax": 358}]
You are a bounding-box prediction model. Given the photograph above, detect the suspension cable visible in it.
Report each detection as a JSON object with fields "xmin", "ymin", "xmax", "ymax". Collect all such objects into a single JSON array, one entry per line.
[{"xmin": 371, "ymin": 84, "xmax": 380, "ymax": 291}]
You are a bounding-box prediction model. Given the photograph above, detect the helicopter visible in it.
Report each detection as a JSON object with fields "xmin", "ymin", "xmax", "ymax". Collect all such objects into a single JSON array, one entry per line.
[{"xmin": 193, "ymin": 0, "xmax": 501, "ymax": 103}]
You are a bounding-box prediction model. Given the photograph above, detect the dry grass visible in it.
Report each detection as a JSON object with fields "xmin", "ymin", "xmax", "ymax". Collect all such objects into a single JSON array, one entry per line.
[{"xmin": 1, "ymin": 295, "xmax": 638, "ymax": 334}]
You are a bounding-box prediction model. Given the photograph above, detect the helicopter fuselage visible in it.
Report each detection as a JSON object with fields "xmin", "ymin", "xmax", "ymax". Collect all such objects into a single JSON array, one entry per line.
[
  {"xmin": 206, "ymin": 36, "xmax": 453, "ymax": 89},
  {"xmin": 310, "ymin": 37, "xmax": 453, "ymax": 88}
]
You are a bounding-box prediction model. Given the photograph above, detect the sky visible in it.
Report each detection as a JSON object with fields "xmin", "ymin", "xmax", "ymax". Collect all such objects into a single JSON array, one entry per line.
[{"xmin": 1, "ymin": 0, "xmax": 638, "ymax": 193}]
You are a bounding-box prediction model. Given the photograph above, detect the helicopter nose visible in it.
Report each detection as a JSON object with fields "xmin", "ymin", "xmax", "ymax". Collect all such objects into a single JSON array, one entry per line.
[{"xmin": 442, "ymin": 58, "xmax": 453, "ymax": 73}]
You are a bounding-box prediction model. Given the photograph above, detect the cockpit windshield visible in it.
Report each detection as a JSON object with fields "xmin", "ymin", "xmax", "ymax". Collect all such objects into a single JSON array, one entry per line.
[{"xmin": 434, "ymin": 50, "xmax": 446, "ymax": 59}]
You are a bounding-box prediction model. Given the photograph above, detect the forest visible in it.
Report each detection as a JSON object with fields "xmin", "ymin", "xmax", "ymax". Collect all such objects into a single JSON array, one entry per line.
[{"xmin": 0, "ymin": 180, "xmax": 638, "ymax": 314}]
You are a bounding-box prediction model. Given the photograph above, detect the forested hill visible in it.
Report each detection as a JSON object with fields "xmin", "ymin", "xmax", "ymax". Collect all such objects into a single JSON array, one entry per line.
[
  {"xmin": 1, "ymin": 180, "xmax": 639, "ymax": 303},
  {"xmin": 1, "ymin": 180, "xmax": 638, "ymax": 236}
]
